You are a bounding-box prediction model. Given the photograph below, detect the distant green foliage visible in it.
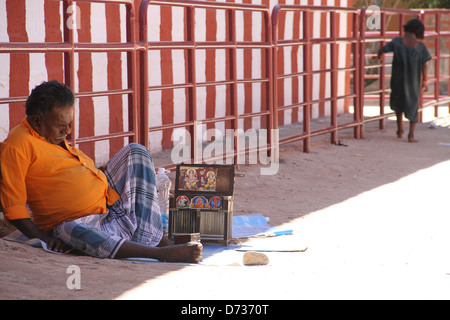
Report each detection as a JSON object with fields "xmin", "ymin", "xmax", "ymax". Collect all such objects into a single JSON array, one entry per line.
[
  {"xmin": 403, "ymin": 0, "xmax": 450, "ymax": 8},
  {"xmin": 354, "ymin": 0, "xmax": 450, "ymax": 9}
]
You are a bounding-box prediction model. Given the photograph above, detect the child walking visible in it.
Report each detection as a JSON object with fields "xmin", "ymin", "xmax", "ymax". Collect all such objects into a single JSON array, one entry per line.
[{"xmin": 377, "ymin": 18, "xmax": 431, "ymax": 143}]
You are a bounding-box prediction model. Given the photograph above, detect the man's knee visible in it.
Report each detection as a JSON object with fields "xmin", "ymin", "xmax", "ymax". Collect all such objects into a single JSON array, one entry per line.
[
  {"xmin": 127, "ymin": 143, "xmax": 153, "ymax": 162},
  {"xmin": 127, "ymin": 143, "xmax": 150, "ymax": 155},
  {"xmin": 128, "ymin": 142, "xmax": 146, "ymax": 151}
]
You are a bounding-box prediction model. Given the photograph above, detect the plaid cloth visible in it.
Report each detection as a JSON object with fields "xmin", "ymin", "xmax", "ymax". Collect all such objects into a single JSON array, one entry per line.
[{"xmin": 51, "ymin": 143, "xmax": 163, "ymax": 258}]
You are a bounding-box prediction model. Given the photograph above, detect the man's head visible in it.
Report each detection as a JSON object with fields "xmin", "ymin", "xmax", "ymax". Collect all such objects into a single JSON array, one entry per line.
[
  {"xmin": 26, "ymin": 80, "xmax": 74, "ymax": 146},
  {"xmin": 403, "ymin": 18, "xmax": 425, "ymax": 40}
]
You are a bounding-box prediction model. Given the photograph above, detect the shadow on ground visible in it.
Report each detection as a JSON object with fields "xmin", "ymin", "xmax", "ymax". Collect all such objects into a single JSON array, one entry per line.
[{"xmin": 1, "ymin": 113, "xmax": 449, "ymax": 299}]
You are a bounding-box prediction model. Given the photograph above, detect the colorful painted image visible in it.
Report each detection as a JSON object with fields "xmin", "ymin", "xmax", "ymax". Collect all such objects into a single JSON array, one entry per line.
[
  {"xmin": 178, "ymin": 166, "xmax": 218, "ymax": 192},
  {"xmin": 190, "ymin": 196, "xmax": 208, "ymax": 208},
  {"xmin": 175, "ymin": 195, "xmax": 190, "ymax": 208},
  {"xmin": 209, "ymin": 196, "xmax": 222, "ymax": 209}
]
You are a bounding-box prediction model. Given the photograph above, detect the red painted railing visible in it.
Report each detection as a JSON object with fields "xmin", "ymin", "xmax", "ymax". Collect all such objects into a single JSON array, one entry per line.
[
  {"xmin": 139, "ymin": 0, "xmax": 273, "ymax": 168},
  {"xmin": 1, "ymin": 1, "xmax": 450, "ymax": 168},
  {"xmin": 272, "ymin": 5, "xmax": 361, "ymax": 153},
  {"xmin": 0, "ymin": 0, "xmax": 140, "ymax": 150},
  {"xmin": 360, "ymin": 7, "xmax": 450, "ymax": 133}
]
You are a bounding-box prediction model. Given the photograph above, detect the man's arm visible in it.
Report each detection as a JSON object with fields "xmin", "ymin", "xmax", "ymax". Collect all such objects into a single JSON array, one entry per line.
[
  {"xmin": 422, "ymin": 62, "xmax": 429, "ymax": 92},
  {"xmin": 10, "ymin": 218, "xmax": 67, "ymax": 253}
]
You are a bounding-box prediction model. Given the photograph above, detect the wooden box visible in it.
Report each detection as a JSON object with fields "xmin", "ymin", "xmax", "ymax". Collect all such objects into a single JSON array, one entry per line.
[{"xmin": 169, "ymin": 164, "xmax": 235, "ymax": 246}]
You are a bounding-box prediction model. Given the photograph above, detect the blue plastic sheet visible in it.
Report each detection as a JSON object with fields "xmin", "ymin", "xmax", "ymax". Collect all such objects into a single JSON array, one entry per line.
[{"xmin": 232, "ymin": 213, "xmax": 293, "ymax": 238}]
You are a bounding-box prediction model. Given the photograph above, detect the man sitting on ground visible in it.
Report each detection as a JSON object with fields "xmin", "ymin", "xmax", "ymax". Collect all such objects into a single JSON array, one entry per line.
[{"xmin": 0, "ymin": 80, "xmax": 202, "ymax": 263}]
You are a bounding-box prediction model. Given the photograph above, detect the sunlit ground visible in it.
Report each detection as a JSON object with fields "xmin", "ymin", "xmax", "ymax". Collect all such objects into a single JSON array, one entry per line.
[
  {"xmin": 350, "ymin": 104, "xmax": 450, "ymax": 123},
  {"xmin": 117, "ymin": 109, "xmax": 450, "ymax": 300}
]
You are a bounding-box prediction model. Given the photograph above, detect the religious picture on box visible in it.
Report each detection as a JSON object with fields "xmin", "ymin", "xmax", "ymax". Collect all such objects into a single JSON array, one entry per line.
[
  {"xmin": 190, "ymin": 196, "xmax": 208, "ymax": 208},
  {"xmin": 175, "ymin": 195, "xmax": 222, "ymax": 209},
  {"xmin": 209, "ymin": 196, "xmax": 222, "ymax": 209},
  {"xmin": 175, "ymin": 195, "xmax": 190, "ymax": 208},
  {"xmin": 178, "ymin": 166, "xmax": 217, "ymax": 192}
]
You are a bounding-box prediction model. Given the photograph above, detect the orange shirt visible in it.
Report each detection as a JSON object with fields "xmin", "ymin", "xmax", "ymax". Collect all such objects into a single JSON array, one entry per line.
[{"xmin": 0, "ymin": 118, "xmax": 119, "ymax": 234}]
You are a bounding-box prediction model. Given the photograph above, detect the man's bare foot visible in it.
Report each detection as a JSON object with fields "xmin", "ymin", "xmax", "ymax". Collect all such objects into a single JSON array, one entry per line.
[
  {"xmin": 158, "ymin": 242, "xmax": 203, "ymax": 263},
  {"xmin": 396, "ymin": 129, "xmax": 404, "ymax": 139},
  {"xmin": 114, "ymin": 239, "xmax": 202, "ymax": 263}
]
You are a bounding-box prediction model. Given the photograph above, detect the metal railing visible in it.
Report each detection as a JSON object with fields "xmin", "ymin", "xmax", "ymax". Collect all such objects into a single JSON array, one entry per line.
[
  {"xmin": 272, "ymin": 5, "xmax": 361, "ymax": 153},
  {"xmin": 0, "ymin": 0, "xmax": 140, "ymax": 151},
  {"xmin": 139, "ymin": 0, "xmax": 273, "ymax": 167},
  {"xmin": 1, "ymin": 1, "xmax": 450, "ymax": 167},
  {"xmin": 360, "ymin": 7, "xmax": 450, "ymax": 133}
]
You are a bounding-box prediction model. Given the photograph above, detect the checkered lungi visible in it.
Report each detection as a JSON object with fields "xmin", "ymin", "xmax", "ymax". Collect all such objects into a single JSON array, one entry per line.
[{"xmin": 50, "ymin": 143, "xmax": 163, "ymax": 258}]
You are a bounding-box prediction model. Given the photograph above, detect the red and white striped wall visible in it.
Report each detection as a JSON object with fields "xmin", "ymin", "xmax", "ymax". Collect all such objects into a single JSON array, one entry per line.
[
  {"xmin": 0, "ymin": 0, "xmax": 352, "ymax": 164},
  {"xmin": 0, "ymin": 0, "xmax": 130, "ymax": 165}
]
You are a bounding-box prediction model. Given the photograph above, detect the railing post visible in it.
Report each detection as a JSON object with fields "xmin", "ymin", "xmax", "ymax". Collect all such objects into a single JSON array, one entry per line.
[
  {"xmin": 359, "ymin": 7, "xmax": 366, "ymax": 139},
  {"xmin": 353, "ymin": 10, "xmax": 361, "ymax": 140},
  {"xmin": 63, "ymin": 0, "xmax": 76, "ymax": 146},
  {"xmin": 185, "ymin": 6, "xmax": 198, "ymax": 163},
  {"xmin": 379, "ymin": 11, "xmax": 386, "ymax": 130},
  {"xmin": 303, "ymin": 9, "xmax": 311, "ymax": 153},
  {"xmin": 139, "ymin": 0, "xmax": 149, "ymax": 149},
  {"xmin": 330, "ymin": 10, "xmax": 338, "ymax": 145}
]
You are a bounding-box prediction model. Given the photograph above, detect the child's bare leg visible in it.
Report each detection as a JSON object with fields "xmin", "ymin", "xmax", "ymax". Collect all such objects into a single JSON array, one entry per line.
[
  {"xmin": 396, "ymin": 112, "xmax": 404, "ymax": 138},
  {"xmin": 114, "ymin": 240, "xmax": 203, "ymax": 263},
  {"xmin": 408, "ymin": 121, "xmax": 418, "ymax": 143}
]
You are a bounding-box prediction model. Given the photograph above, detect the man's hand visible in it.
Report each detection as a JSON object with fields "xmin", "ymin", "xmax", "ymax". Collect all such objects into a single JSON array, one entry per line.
[
  {"xmin": 45, "ymin": 237, "xmax": 68, "ymax": 253},
  {"xmin": 10, "ymin": 218, "xmax": 68, "ymax": 253},
  {"xmin": 376, "ymin": 48, "xmax": 384, "ymax": 61},
  {"xmin": 423, "ymin": 80, "xmax": 429, "ymax": 92}
]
